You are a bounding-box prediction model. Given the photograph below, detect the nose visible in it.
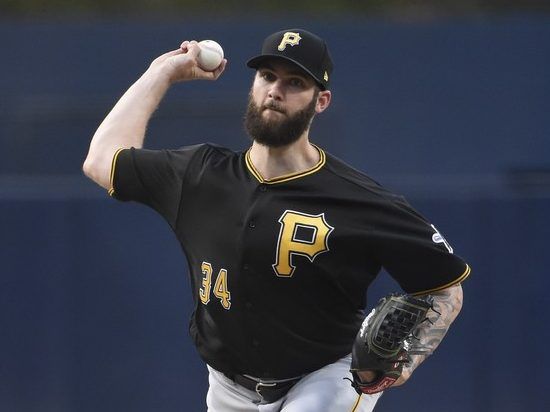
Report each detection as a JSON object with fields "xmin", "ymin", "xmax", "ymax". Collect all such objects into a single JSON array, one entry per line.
[{"xmin": 267, "ymin": 80, "xmax": 284, "ymax": 101}]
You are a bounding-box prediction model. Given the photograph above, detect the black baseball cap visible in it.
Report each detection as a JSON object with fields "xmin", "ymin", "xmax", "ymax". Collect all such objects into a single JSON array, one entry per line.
[{"xmin": 247, "ymin": 29, "xmax": 333, "ymax": 90}]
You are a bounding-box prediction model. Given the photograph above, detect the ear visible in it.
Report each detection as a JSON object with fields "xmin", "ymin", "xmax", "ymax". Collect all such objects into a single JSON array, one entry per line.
[{"xmin": 315, "ymin": 90, "xmax": 332, "ymax": 113}]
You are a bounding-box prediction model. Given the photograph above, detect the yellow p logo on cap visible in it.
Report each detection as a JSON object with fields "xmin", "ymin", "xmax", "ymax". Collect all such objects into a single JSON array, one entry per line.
[{"xmin": 278, "ymin": 32, "xmax": 302, "ymax": 51}]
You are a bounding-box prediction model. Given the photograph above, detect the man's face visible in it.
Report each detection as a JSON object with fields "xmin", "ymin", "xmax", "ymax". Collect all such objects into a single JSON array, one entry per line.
[{"xmin": 244, "ymin": 60, "xmax": 320, "ymax": 148}]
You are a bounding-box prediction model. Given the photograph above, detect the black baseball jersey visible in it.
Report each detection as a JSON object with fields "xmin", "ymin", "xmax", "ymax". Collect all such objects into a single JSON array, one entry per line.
[{"xmin": 110, "ymin": 143, "xmax": 470, "ymax": 379}]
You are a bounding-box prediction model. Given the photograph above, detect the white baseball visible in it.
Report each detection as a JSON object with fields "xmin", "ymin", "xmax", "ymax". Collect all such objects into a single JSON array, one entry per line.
[{"xmin": 197, "ymin": 40, "xmax": 224, "ymax": 71}]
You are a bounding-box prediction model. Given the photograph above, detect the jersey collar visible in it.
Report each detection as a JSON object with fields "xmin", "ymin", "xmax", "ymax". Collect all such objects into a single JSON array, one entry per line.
[{"xmin": 245, "ymin": 144, "xmax": 326, "ymax": 184}]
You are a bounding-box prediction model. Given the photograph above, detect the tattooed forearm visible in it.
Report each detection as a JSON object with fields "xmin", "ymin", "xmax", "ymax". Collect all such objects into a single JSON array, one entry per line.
[{"xmin": 395, "ymin": 284, "xmax": 464, "ymax": 384}]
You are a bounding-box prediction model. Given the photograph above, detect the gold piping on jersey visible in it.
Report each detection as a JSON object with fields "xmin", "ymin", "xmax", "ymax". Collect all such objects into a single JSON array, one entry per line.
[
  {"xmin": 350, "ymin": 394, "xmax": 362, "ymax": 412},
  {"xmin": 412, "ymin": 263, "xmax": 471, "ymax": 296},
  {"xmin": 245, "ymin": 144, "xmax": 326, "ymax": 184},
  {"xmin": 108, "ymin": 148, "xmax": 125, "ymax": 197}
]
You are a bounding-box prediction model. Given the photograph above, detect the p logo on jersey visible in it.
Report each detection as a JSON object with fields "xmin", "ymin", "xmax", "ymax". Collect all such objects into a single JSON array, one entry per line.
[
  {"xmin": 277, "ymin": 32, "xmax": 302, "ymax": 51},
  {"xmin": 273, "ymin": 210, "xmax": 334, "ymax": 277}
]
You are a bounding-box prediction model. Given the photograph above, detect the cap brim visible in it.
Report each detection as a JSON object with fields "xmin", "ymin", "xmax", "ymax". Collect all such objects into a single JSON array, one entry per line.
[{"xmin": 246, "ymin": 54, "xmax": 326, "ymax": 90}]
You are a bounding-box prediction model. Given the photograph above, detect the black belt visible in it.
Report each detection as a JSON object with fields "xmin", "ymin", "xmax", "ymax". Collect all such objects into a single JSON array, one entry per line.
[{"xmin": 231, "ymin": 374, "xmax": 303, "ymax": 403}]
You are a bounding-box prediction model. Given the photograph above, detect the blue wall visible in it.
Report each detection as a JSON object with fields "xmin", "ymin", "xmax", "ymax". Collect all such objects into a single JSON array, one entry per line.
[{"xmin": 1, "ymin": 17, "xmax": 549, "ymax": 411}]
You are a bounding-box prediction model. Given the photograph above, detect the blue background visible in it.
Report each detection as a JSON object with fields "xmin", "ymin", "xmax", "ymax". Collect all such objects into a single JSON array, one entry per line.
[{"xmin": 1, "ymin": 17, "xmax": 549, "ymax": 411}]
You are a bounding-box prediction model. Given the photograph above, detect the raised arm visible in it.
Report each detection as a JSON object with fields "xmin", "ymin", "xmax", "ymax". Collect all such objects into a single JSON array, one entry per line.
[{"xmin": 82, "ymin": 40, "xmax": 227, "ymax": 190}]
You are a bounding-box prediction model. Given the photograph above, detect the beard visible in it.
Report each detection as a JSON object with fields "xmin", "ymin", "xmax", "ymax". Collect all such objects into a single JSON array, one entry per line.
[{"xmin": 244, "ymin": 93, "xmax": 318, "ymax": 148}]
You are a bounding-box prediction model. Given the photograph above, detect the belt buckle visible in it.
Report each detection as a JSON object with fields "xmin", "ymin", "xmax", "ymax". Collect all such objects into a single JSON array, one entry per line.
[{"xmin": 255, "ymin": 381, "xmax": 276, "ymax": 399}]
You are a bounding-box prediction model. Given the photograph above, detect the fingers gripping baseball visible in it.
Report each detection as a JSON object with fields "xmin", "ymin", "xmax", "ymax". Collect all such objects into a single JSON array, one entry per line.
[{"xmin": 150, "ymin": 41, "xmax": 227, "ymax": 84}]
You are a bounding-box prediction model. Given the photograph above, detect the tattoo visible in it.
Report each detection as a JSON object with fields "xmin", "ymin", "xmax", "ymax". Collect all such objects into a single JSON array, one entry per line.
[{"xmin": 402, "ymin": 284, "xmax": 463, "ymax": 379}]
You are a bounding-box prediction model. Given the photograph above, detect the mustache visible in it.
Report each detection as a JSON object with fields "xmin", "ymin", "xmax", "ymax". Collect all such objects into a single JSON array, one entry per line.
[{"xmin": 262, "ymin": 102, "xmax": 286, "ymax": 114}]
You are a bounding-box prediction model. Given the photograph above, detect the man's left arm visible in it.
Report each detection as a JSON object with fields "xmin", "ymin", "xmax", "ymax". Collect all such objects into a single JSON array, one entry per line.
[{"xmin": 393, "ymin": 283, "xmax": 464, "ymax": 386}]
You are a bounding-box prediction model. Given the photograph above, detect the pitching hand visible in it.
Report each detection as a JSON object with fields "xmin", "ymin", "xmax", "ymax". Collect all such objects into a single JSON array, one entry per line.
[{"xmin": 149, "ymin": 40, "xmax": 227, "ymax": 84}]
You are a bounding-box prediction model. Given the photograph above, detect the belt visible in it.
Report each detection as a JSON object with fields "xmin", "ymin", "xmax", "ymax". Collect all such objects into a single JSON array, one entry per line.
[{"xmin": 231, "ymin": 374, "xmax": 303, "ymax": 403}]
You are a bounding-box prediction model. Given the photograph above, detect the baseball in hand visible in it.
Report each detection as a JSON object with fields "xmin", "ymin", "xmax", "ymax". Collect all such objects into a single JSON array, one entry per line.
[{"xmin": 197, "ymin": 40, "xmax": 224, "ymax": 71}]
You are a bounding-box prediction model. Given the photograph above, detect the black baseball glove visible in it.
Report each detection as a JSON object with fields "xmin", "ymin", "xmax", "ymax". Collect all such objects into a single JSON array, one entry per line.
[{"xmin": 349, "ymin": 294, "xmax": 434, "ymax": 394}]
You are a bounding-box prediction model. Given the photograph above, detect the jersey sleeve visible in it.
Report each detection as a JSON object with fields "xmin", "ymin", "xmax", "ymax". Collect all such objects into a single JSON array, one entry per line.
[
  {"xmin": 367, "ymin": 195, "xmax": 471, "ymax": 295},
  {"xmin": 109, "ymin": 144, "xmax": 207, "ymax": 228}
]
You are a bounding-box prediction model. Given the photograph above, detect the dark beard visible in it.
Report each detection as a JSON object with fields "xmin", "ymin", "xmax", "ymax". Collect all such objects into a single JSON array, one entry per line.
[{"xmin": 244, "ymin": 94, "xmax": 318, "ymax": 148}]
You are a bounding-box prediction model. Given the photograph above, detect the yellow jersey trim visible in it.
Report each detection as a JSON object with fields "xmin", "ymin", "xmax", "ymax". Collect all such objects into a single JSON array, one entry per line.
[
  {"xmin": 412, "ymin": 263, "xmax": 471, "ymax": 296},
  {"xmin": 350, "ymin": 394, "xmax": 362, "ymax": 412},
  {"xmin": 245, "ymin": 144, "xmax": 326, "ymax": 184},
  {"xmin": 108, "ymin": 148, "xmax": 125, "ymax": 197}
]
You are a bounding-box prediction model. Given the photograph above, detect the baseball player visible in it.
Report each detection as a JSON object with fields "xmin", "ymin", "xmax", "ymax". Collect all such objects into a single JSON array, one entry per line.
[{"xmin": 83, "ymin": 29, "xmax": 470, "ymax": 412}]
